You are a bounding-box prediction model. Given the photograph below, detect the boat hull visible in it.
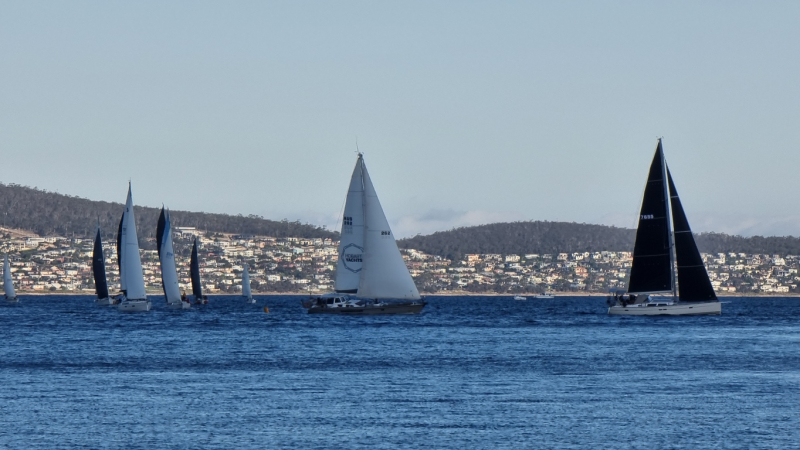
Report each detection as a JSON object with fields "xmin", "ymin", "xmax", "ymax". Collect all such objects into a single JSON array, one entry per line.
[
  {"xmin": 118, "ymin": 299, "xmax": 151, "ymax": 312},
  {"xmin": 4, "ymin": 296, "xmax": 19, "ymax": 303},
  {"xmin": 94, "ymin": 297, "xmax": 118, "ymax": 306},
  {"xmin": 608, "ymin": 301, "xmax": 721, "ymax": 316},
  {"xmin": 167, "ymin": 301, "xmax": 191, "ymax": 310},
  {"xmin": 307, "ymin": 302, "xmax": 426, "ymax": 315}
]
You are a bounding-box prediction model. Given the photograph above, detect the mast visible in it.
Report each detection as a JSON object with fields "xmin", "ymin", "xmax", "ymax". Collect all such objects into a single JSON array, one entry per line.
[{"xmin": 659, "ymin": 139, "xmax": 678, "ymax": 301}]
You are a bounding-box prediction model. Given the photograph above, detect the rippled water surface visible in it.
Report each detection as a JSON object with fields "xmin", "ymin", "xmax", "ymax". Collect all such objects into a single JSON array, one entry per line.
[{"xmin": 1, "ymin": 295, "xmax": 799, "ymax": 449}]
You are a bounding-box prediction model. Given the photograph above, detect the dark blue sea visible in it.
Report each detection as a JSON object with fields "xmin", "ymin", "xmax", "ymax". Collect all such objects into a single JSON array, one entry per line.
[{"xmin": 1, "ymin": 296, "xmax": 798, "ymax": 449}]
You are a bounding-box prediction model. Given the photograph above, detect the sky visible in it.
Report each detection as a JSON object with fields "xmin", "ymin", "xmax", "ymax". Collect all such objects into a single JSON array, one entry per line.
[{"xmin": 2, "ymin": 1, "xmax": 799, "ymax": 238}]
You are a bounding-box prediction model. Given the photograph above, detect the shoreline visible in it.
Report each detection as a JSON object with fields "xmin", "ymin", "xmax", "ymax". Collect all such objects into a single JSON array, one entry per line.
[{"xmin": 16, "ymin": 291, "xmax": 800, "ymax": 298}]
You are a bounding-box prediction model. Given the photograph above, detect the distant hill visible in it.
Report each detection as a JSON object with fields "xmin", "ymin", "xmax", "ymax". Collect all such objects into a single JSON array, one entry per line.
[
  {"xmin": 397, "ymin": 221, "xmax": 800, "ymax": 259},
  {"xmin": 0, "ymin": 183, "xmax": 337, "ymax": 240}
]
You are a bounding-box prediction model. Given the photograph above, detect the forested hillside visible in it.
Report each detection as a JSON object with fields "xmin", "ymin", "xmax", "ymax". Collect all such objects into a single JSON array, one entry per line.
[
  {"xmin": 0, "ymin": 183, "xmax": 336, "ymax": 240},
  {"xmin": 397, "ymin": 221, "xmax": 800, "ymax": 259},
  {"xmin": 5, "ymin": 182, "xmax": 800, "ymax": 256}
]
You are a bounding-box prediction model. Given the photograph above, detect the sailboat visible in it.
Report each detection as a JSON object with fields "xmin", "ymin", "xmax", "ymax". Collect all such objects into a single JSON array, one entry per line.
[
  {"xmin": 608, "ymin": 139, "xmax": 721, "ymax": 316},
  {"xmin": 303, "ymin": 153, "xmax": 426, "ymax": 315},
  {"xmin": 189, "ymin": 238, "xmax": 208, "ymax": 305},
  {"xmin": 157, "ymin": 207, "xmax": 190, "ymax": 309},
  {"xmin": 117, "ymin": 183, "xmax": 151, "ymax": 312},
  {"xmin": 3, "ymin": 254, "xmax": 18, "ymax": 302},
  {"xmin": 242, "ymin": 263, "xmax": 255, "ymax": 303},
  {"xmin": 92, "ymin": 226, "xmax": 116, "ymax": 305}
]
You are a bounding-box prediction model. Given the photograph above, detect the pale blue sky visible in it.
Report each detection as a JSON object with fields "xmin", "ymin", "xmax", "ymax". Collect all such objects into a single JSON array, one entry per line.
[{"xmin": 2, "ymin": 1, "xmax": 799, "ymax": 238}]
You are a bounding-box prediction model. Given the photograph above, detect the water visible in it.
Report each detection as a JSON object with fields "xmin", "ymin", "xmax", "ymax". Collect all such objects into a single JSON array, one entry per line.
[{"xmin": 1, "ymin": 296, "xmax": 798, "ymax": 449}]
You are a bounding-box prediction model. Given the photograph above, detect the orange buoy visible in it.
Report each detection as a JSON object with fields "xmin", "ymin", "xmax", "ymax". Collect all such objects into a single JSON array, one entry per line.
[{"xmin": 263, "ymin": 306, "xmax": 270, "ymax": 313}]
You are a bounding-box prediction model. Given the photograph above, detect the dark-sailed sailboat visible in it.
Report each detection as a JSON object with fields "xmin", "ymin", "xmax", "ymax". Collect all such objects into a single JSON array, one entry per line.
[
  {"xmin": 608, "ymin": 139, "xmax": 721, "ymax": 316},
  {"xmin": 92, "ymin": 226, "xmax": 116, "ymax": 305},
  {"xmin": 190, "ymin": 238, "xmax": 208, "ymax": 304}
]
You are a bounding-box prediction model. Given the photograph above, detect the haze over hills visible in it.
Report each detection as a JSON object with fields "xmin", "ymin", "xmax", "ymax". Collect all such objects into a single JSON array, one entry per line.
[{"xmin": 0, "ymin": 183, "xmax": 336, "ymax": 241}]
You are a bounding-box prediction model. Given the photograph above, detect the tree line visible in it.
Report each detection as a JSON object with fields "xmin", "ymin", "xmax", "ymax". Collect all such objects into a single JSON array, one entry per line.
[
  {"xmin": 397, "ymin": 221, "xmax": 800, "ymax": 259},
  {"xmin": 0, "ymin": 183, "xmax": 337, "ymax": 240}
]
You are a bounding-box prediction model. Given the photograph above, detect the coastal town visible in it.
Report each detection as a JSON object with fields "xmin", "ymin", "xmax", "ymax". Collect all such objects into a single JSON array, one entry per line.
[{"xmin": 1, "ymin": 226, "xmax": 797, "ymax": 296}]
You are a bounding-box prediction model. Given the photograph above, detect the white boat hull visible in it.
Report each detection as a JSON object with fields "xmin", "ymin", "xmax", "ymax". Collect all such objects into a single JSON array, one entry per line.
[
  {"xmin": 245, "ymin": 296, "xmax": 255, "ymax": 304},
  {"xmin": 118, "ymin": 299, "xmax": 151, "ymax": 312},
  {"xmin": 167, "ymin": 301, "xmax": 191, "ymax": 310},
  {"xmin": 4, "ymin": 295, "xmax": 19, "ymax": 303},
  {"xmin": 94, "ymin": 297, "xmax": 118, "ymax": 306},
  {"xmin": 608, "ymin": 301, "xmax": 721, "ymax": 316}
]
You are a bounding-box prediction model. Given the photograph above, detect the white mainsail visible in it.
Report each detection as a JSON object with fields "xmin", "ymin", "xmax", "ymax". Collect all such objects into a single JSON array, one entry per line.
[
  {"xmin": 3, "ymin": 254, "xmax": 16, "ymax": 299},
  {"xmin": 121, "ymin": 184, "xmax": 147, "ymax": 300},
  {"xmin": 158, "ymin": 209, "xmax": 182, "ymax": 304},
  {"xmin": 357, "ymin": 158, "xmax": 421, "ymax": 300},
  {"xmin": 242, "ymin": 263, "xmax": 252, "ymax": 299},
  {"xmin": 334, "ymin": 155, "xmax": 365, "ymax": 293}
]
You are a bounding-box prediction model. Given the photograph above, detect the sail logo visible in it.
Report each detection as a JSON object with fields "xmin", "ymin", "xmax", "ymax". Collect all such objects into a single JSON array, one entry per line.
[
  {"xmin": 641, "ymin": 214, "xmax": 655, "ymax": 220},
  {"xmin": 341, "ymin": 243, "xmax": 363, "ymax": 273}
]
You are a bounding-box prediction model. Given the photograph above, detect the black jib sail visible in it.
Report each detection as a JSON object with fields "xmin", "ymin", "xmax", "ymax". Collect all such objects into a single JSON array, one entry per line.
[
  {"xmin": 190, "ymin": 239, "xmax": 203, "ymax": 300},
  {"xmin": 667, "ymin": 169, "xmax": 717, "ymax": 301},
  {"xmin": 627, "ymin": 139, "xmax": 673, "ymax": 294},
  {"xmin": 156, "ymin": 207, "xmax": 166, "ymax": 259},
  {"xmin": 92, "ymin": 228, "xmax": 109, "ymax": 300},
  {"xmin": 116, "ymin": 211, "xmax": 125, "ymax": 296}
]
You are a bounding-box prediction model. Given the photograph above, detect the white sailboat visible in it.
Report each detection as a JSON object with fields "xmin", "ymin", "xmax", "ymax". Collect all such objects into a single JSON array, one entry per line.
[
  {"xmin": 117, "ymin": 183, "xmax": 151, "ymax": 312},
  {"xmin": 608, "ymin": 139, "xmax": 721, "ymax": 316},
  {"xmin": 242, "ymin": 263, "xmax": 255, "ymax": 303},
  {"xmin": 304, "ymin": 153, "xmax": 426, "ymax": 315},
  {"xmin": 157, "ymin": 207, "xmax": 190, "ymax": 309},
  {"xmin": 92, "ymin": 226, "xmax": 116, "ymax": 305},
  {"xmin": 3, "ymin": 254, "xmax": 18, "ymax": 302}
]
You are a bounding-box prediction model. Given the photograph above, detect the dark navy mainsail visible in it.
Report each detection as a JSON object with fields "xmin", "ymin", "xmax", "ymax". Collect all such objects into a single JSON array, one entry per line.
[
  {"xmin": 92, "ymin": 228, "xmax": 109, "ymax": 300},
  {"xmin": 190, "ymin": 239, "xmax": 203, "ymax": 300},
  {"xmin": 668, "ymin": 169, "xmax": 717, "ymax": 301},
  {"xmin": 116, "ymin": 211, "xmax": 126, "ymax": 296},
  {"xmin": 156, "ymin": 207, "xmax": 166, "ymax": 258},
  {"xmin": 627, "ymin": 140, "xmax": 673, "ymax": 294}
]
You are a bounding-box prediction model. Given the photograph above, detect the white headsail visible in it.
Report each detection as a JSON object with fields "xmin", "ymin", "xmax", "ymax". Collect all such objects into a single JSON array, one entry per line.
[
  {"xmin": 3, "ymin": 254, "xmax": 16, "ymax": 299},
  {"xmin": 157, "ymin": 208, "xmax": 182, "ymax": 304},
  {"xmin": 242, "ymin": 263, "xmax": 252, "ymax": 299},
  {"xmin": 334, "ymin": 155, "xmax": 366, "ymax": 293},
  {"xmin": 121, "ymin": 184, "xmax": 147, "ymax": 300},
  {"xmin": 357, "ymin": 159, "xmax": 421, "ymax": 300}
]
